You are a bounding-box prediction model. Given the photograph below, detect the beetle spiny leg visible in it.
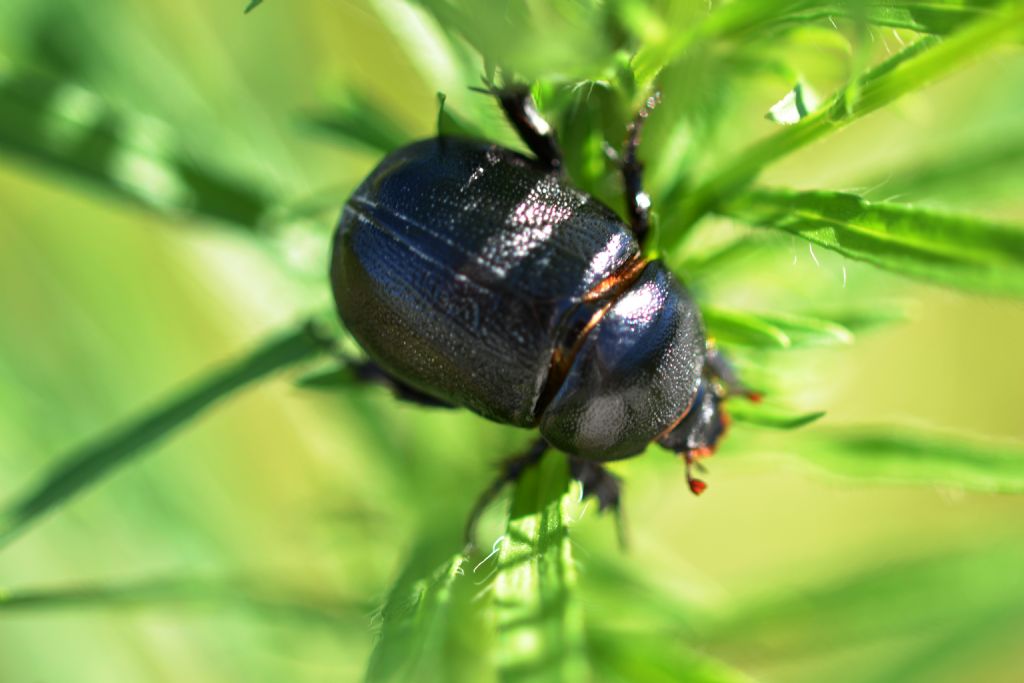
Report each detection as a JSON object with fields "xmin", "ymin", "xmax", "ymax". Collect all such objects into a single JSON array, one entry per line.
[
  {"xmin": 569, "ymin": 457, "xmax": 628, "ymax": 550},
  {"xmin": 624, "ymin": 92, "xmax": 662, "ymax": 163},
  {"xmin": 477, "ymin": 78, "xmax": 563, "ymax": 171},
  {"xmin": 601, "ymin": 140, "xmax": 621, "ymax": 164},
  {"xmin": 569, "ymin": 458, "xmax": 623, "ymax": 512},
  {"xmin": 463, "ymin": 438, "xmax": 549, "ymax": 552},
  {"xmin": 622, "ymin": 92, "xmax": 661, "ymax": 247}
]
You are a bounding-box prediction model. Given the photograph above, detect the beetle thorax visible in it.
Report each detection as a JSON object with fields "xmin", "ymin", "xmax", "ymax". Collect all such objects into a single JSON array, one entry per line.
[{"xmin": 537, "ymin": 260, "xmax": 706, "ymax": 461}]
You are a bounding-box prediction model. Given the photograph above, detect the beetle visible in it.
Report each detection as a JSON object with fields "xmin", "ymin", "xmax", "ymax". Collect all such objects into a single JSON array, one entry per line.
[{"xmin": 329, "ymin": 85, "xmax": 749, "ymax": 539}]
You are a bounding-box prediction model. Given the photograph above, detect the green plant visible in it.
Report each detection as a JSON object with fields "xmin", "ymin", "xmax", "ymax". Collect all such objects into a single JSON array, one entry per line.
[{"xmin": 1, "ymin": 1, "xmax": 1023, "ymax": 681}]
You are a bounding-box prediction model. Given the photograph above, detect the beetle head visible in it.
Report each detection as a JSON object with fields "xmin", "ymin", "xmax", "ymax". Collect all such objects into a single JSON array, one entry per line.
[{"xmin": 655, "ymin": 377, "xmax": 729, "ymax": 494}]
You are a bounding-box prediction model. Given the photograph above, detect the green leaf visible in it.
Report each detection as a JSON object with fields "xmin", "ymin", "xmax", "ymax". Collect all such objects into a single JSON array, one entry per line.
[
  {"xmin": 365, "ymin": 543, "xmax": 488, "ymax": 683},
  {"xmin": 796, "ymin": 1, "xmax": 1011, "ymax": 36},
  {"xmin": 663, "ymin": 5, "xmax": 1024, "ymax": 239},
  {"xmin": 577, "ymin": 556, "xmax": 756, "ymax": 680},
  {"xmin": 551, "ymin": 82, "xmax": 621, "ymax": 204},
  {"xmin": 800, "ymin": 302, "xmax": 911, "ymax": 333},
  {"xmin": 706, "ymin": 540, "xmax": 1024, "ymax": 657},
  {"xmin": 295, "ymin": 365, "xmax": 359, "ymax": 390},
  {"xmin": 761, "ymin": 311, "xmax": 855, "ymax": 345},
  {"xmin": 0, "ymin": 575, "xmax": 365, "ymax": 627},
  {"xmin": 704, "ymin": 307, "xmax": 854, "ymax": 349},
  {"xmin": 859, "ymin": 136, "xmax": 1024, "ymax": 206},
  {"xmin": 405, "ymin": 0, "xmax": 618, "ymax": 82},
  {"xmin": 703, "ymin": 308, "xmax": 793, "ymax": 349},
  {"xmin": 494, "ymin": 453, "xmax": 588, "ymax": 683},
  {"xmin": 641, "ymin": 46, "xmax": 738, "ymax": 201},
  {"xmin": 626, "ymin": 0, "xmax": 1000, "ymax": 90},
  {"xmin": 729, "ymin": 401, "xmax": 826, "ymax": 429},
  {"xmin": 629, "ymin": 0, "xmax": 810, "ymax": 89},
  {"xmin": 857, "ymin": 598, "xmax": 1024, "ymax": 683},
  {"xmin": 676, "ymin": 230, "xmax": 774, "ymax": 279},
  {"xmin": 721, "ymin": 188, "xmax": 1024, "ymax": 296},
  {"xmin": 578, "ymin": 554, "xmax": 711, "ymax": 634},
  {"xmin": 436, "ymin": 91, "xmax": 486, "ymax": 140},
  {"xmin": 0, "ymin": 64, "xmax": 275, "ymax": 227},
  {"xmin": 302, "ymin": 87, "xmax": 411, "ymax": 153},
  {"xmin": 586, "ymin": 626, "xmax": 756, "ymax": 683},
  {"xmin": 0, "ymin": 322, "xmax": 325, "ymax": 550},
  {"xmin": 766, "ymin": 426, "xmax": 1024, "ymax": 492}
]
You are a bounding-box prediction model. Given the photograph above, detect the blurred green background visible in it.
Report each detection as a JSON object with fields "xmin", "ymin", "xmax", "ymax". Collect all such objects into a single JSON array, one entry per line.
[{"xmin": 1, "ymin": 1, "xmax": 1023, "ymax": 681}]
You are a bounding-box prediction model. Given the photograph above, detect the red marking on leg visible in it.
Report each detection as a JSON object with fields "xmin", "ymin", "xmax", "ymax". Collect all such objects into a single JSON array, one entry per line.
[
  {"xmin": 682, "ymin": 451, "xmax": 709, "ymax": 496},
  {"xmin": 691, "ymin": 446, "xmax": 715, "ymax": 460},
  {"xmin": 748, "ymin": 392, "xmax": 763, "ymax": 403}
]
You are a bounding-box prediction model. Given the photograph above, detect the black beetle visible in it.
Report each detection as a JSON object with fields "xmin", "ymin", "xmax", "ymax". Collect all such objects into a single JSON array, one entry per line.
[{"xmin": 329, "ymin": 86, "xmax": 747, "ymax": 531}]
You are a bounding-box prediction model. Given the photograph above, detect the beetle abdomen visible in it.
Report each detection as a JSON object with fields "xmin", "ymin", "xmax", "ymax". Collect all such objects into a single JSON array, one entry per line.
[{"xmin": 331, "ymin": 138, "xmax": 638, "ymax": 426}]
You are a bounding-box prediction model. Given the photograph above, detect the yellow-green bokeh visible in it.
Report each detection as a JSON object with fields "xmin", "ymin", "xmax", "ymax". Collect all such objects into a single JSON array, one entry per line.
[{"xmin": 1, "ymin": 1, "xmax": 1023, "ymax": 682}]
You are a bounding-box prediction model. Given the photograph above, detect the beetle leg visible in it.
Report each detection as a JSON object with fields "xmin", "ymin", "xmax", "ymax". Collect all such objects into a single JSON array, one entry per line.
[
  {"xmin": 568, "ymin": 458, "xmax": 622, "ymax": 512},
  {"xmin": 569, "ymin": 457, "xmax": 629, "ymax": 548},
  {"xmin": 621, "ymin": 92, "xmax": 661, "ymax": 247},
  {"xmin": 464, "ymin": 437, "xmax": 549, "ymax": 551},
  {"xmin": 351, "ymin": 361, "xmax": 454, "ymax": 408},
  {"xmin": 489, "ymin": 83, "xmax": 563, "ymax": 171}
]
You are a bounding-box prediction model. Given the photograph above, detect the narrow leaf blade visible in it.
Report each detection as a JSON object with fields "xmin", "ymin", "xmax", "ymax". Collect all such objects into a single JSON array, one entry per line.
[
  {"xmin": 0, "ymin": 65, "xmax": 275, "ymax": 227},
  {"xmin": 295, "ymin": 365, "xmax": 360, "ymax": 390},
  {"xmin": 859, "ymin": 136, "xmax": 1024, "ymax": 206},
  {"xmin": 729, "ymin": 401, "xmax": 826, "ymax": 429},
  {"xmin": 587, "ymin": 626, "xmax": 756, "ymax": 683},
  {"xmin": 788, "ymin": 1, "xmax": 1011, "ymax": 36},
  {"xmin": 494, "ymin": 453, "xmax": 588, "ymax": 682},
  {"xmin": 765, "ymin": 426, "xmax": 1024, "ymax": 492},
  {"xmin": 302, "ymin": 87, "xmax": 411, "ymax": 154},
  {"xmin": 705, "ymin": 306, "xmax": 855, "ymax": 348},
  {"xmin": 365, "ymin": 546, "xmax": 481, "ymax": 683},
  {"xmin": 0, "ymin": 575, "xmax": 364, "ymax": 626},
  {"xmin": 707, "ymin": 541, "xmax": 1024, "ymax": 658},
  {"xmin": 703, "ymin": 307, "xmax": 793, "ymax": 349},
  {"xmin": 436, "ymin": 91, "xmax": 486, "ymax": 140},
  {"xmin": 0, "ymin": 323, "xmax": 324, "ymax": 549},
  {"xmin": 722, "ymin": 188, "xmax": 1024, "ymax": 296}
]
